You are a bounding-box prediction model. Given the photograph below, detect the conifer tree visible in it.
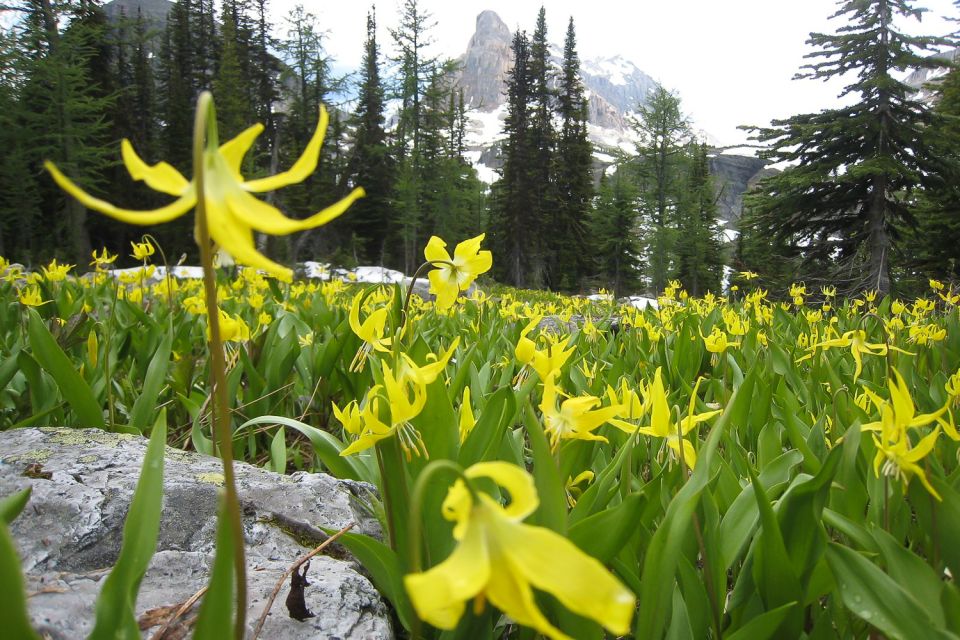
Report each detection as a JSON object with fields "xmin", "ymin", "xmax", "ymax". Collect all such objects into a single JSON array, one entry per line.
[
  {"xmin": 348, "ymin": 7, "xmax": 395, "ymax": 265},
  {"xmin": 907, "ymin": 51, "xmax": 960, "ymax": 284},
  {"xmin": 675, "ymin": 142, "xmax": 723, "ymax": 296},
  {"xmin": 632, "ymin": 85, "xmax": 691, "ymax": 293},
  {"xmin": 527, "ymin": 7, "xmax": 554, "ymax": 280},
  {"xmin": 18, "ymin": 0, "xmax": 116, "ymax": 262},
  {"xmin": 551, "ymin": 16, "xmax": 593, "ymax": 290},
  {"xmin": 745, "ymin": 0, "xmax": 956, "ymax": 294},
  {"xmin": 591, "ymin": 167, "xmax": 642, "ymax": 296},
  {"xmin": 491, "ymin": 29, "xmax": 536, "ymax": 286}
]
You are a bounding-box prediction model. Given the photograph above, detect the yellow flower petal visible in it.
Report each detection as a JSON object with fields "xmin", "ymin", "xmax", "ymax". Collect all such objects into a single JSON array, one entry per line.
[
  {"xmin": 485, "ymin": 550, "xmax": 572, "ymax": 640},
  {"xmin": 226, "ymin": 187, "xmax": 365, "ymax": 235},
  {"xmin": 219, "ymin": 123, "xmax": 264, "ymax": 175},
  {"xmin": 466, "ymin": 461, "xmax": 539, "ymax": 522},
  {"xmin": 404, "ymin": 520, "xmax": 490, "ymax": 630},
  {"xmin": 243, "ymin": 106, "xmax": 328, "ymax": 192},
  {"xmin": 121, "ymin": 140, "xmax": 190, "ymax": 195},
  {"xmin": 499, "ymin": 518, "xmax": 636, "ymax": 637},
  {"xmin": 45, "ymin": 161, "xmax": 195, "ymax": 225}
]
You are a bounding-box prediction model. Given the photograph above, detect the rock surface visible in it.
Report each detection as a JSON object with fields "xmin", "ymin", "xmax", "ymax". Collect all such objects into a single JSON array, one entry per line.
[{"xmin": 0, "ymin": 427, "xmax": 393, "ymax": 640}]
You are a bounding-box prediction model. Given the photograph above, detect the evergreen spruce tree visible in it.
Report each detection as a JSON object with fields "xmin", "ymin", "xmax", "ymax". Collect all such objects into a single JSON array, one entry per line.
[
  {"xmin": 631, "ymin": 85, "xmax": 691, "ymax": 294},
  {"xmin": 18, "ymin": 0, "xmax": 116, "ymax": 262},
  {"xmin": 348, "ymin": 8, "xmax": 395, "ymax": 265},
  {"xmin": 591, "ymin": 166, "xmax": 642, "ymax": 296},
  {"xmin": 745, "ymin": 0, "xmax": 956, "ymax": 294},
  {"xmin": 0, "ymin": 28, "xmax": 42, "ymax": 260},
  {"xmin": 675, "ymin": 142, "xmax": 723, "ymax": 296},
  {"xmin": 490, "ymin": 29, "xmax": 535, "ymax": 286},
  {"xmin": 908, "ymin": 51, "xmax": 960, "ymax": 284},
  {"xmin": 551, "ymin": 16, "xmax": 593, "ymax": 290},
  {"xmin": 527, "ymin": 7, "xmax": 554, "ymax": 283}
]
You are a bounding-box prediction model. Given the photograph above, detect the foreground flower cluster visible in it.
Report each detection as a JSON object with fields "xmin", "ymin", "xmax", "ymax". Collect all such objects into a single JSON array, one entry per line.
[{"xmin": 5, "ymin": 93, "xmax": 960, "ymax": 640}]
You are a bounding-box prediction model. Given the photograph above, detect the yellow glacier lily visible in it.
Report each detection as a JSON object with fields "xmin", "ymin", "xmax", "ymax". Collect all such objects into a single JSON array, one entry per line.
[
  {"xmin": 539, "ymin": 375, "xmax": 623, "ymax": 449},
  {"xmin": 45, "ymin": 106, "xmax": 364, "ymax": 280},
  {"xmin": 799, "ymin": 329, "xmax": 912, "ymax": 382},
  {"xmin": 423, "ymin": 234, "xmax": 492, "ymax": 310},
  {"xmin": 404, "ymin": 461, "xmax": 635, "ymax": 639},
  {"xmin": 635, "ymin": 367, "xmax": 720, "ymax": 470}
]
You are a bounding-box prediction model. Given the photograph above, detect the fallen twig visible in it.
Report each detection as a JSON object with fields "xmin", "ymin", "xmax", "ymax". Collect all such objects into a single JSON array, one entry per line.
[{"xmin": 151, "ymin": 586, "xmax": 208, "ymax": 640}]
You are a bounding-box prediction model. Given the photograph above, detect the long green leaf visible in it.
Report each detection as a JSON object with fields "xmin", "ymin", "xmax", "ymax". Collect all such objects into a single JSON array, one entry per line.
[
  {"xmin": 88, "ymin": 415, "xmax": 167, "ymax": 640},
  {"xmin": 129, "ymin": 327, "xmax": 172, "ymax": 432},
  {"xmin": 824, "ymin": 542, "xmax": 956, "ymax": 640},
  {"xmin": 0, "ymin": 487, "xmax": 32, "ymax": 525},
  {"xmin": 724, "ymin": 602, "xmax": 798, "ymax": 640},
  {"xmin": 236, "ymin": 415, "xmax": 373, "ymax": 482},
  {"xmin": 27, "ymin": 309, "xmax": 104, "ymax": 428},
  {"xmin": 0, "ymin": 520, "xmax": 41, "ymax": 640},
  {"xmin": 193, "ymin": 494, "xmax": 236, "ymax": 640},
  {"xmin": 635, "ymin": 367, "xmax": 755, "ymax": 639}
]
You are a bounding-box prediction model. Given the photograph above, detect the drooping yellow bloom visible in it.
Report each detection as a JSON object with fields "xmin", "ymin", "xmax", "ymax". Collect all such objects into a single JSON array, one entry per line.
[
  {"xmin": 799, "ymin": 329, "xmax": 912, "ymax": 382},
  {"xmin": 45, "ymin": 106, "xmax": 364, "ymax": 280},
  {"xmin": 539, "ymin": 375, "xmax": 623, "ymax": 449},
  {"xmin": 90, "ymin": 248, "xmax": 118, "ymax": 270},
  {"xmin": 338, "ymin": 362, "xmax": 428, "ymax": 459},
  {"xmin": 41, "ymin": 259, "xmax": 73, "ymax": 282},
  {"xmin": 702, "ymin": 327, "xmax": 740, "ymax": 354},
  {"xmin": 633, "ymin": 368, "xmax": 720, "ymax": 470},
  {"xmin": 206, "ymin": 308, "xmax": 250, "ymax": 343},
  {"xmin": 18, "ymin": 285, "xmax": 46, "ymax": 307},
  {"xmin": 348, "ymin": 290, "xmax": 393, "ymax": 372},
  {"xmin": 861, "ymin": 368, "xmax": 957, "ymax": 441},
  {"xmin": 130, "ymin": 239, "xmax": 155, "ymax": 262},
  {"xmin": 404, "ymin": 462, "xmax": 635, "ymax": 640},
  {"xmin": 423, "ymin": 234, "xmax": 492, "ymax": 310},
  {"xmin": 739, "ymin": 270, "xmax": 759, "ymax": 280},
  {"xmin": 870, "ymin": 401, "xmax": 942, "ymax": 500}
]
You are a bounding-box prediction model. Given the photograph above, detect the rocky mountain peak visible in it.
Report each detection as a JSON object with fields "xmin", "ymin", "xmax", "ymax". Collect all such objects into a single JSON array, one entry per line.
[{"xmin": 456, "ymin": 11, "xmax": 514, "ymax": 111}]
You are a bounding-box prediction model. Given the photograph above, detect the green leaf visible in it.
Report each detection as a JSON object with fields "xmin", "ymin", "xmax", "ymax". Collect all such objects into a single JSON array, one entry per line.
[
  {"xmin": 636, "ymin": 366, "xmax": 755, "ymax": 640},
  {"xmin": 192, "ymin": 495, "xmax": 236, "ymax": 640},
  {"xmin": 88, "ymin": 415, "xmax": 166, "ymax": 640},
  {"xmin": 129, "ymin": 327, "xmax": 172, "ymax": 432},
  {"xmin": 338, "ymin": 532, "xmax": 415, "ymax": 631},
  {"xmin": 748, "ymin": 466, "xmax": 802, "ymax": 634},
  {"xmin": 824, "ymin": 542, "xmax": 955, "ymax": 640},
  {"xmin": 0, "ymin": 520, "xmax": 41, "ymax": 640},
  {"xmin": 568, "ymin": 493, "xmax": 646, "ymax": 563},
  {"xmin": 458, "ymin": 387, "xmax": 515, "ymax": 466},
  {"xmin": 870, "ymin": 525, "xmax": 946, "ymax": 627},
  {"xmin": 269, "ymin": 426, "xmax": 287, "ymax": 473},
  {"xmin": 724, "ymin": 602, "xmax": 798, "ymax": 640},
  {"xmin": 522, "ymin": 401, "xmax": 566, "ymax": 533},
  {"xmin": 0, "ymin": 487, "xmax": 32, "ymax": 525},
  {"xmin": 236, "ymin": 416, "xmax": 373, "ymax": 483},
  {"xmin": 27, "ymin": 309, "xmax": 104, "ymax": 428}
]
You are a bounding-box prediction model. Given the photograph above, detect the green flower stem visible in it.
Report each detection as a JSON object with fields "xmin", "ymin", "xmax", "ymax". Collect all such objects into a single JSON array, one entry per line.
[
  {"xmin": 193, "ymin": 90, "xmax": 247, "ymax": 640},
  {"xmin": 398, "ymin": 259, "xmax": 452, "ymax": 341}
]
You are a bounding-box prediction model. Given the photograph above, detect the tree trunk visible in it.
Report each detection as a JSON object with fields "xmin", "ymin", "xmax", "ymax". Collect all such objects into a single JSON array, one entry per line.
[{"xmin": 868, "ymin": 174, "xmax": 891, "ymax": 294}]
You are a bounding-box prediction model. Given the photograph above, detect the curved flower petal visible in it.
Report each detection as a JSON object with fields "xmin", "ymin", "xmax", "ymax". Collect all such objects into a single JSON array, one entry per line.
[
  {"xmin": 404, "ymin": 520, "xmax": 490, "ymax": 630},
  {"xmin": 121, "ymin": 140, "xmax": 190, "ymax": 195},
  {"xmin": 243, "ymin": 106, "xmax": 328, "ymax": 192},
  {"xmin": 466, "ymin": 461, "xmax": 539, "ymax": 522},
  {"xmin": 205, "ymin": 198, "xmax": 293, "ymax": 278},
  {"xmin": 45, "ymin": 161, "xmax": 195, "ymax": 225},
  {"xmin": 424, "ymin": 235, "xmax": 452, "ymax": 264},
  {"xmin": 486, "ymin": 551, "xmax": 572, "ymax": 640},
  {"xmin": 496, "ymin": 518, "xmax": 635, "ymax": 637},
  {"xmin": 227, "ymin": 187, "xmax": 365, "ymax": 235},
  {"xmin": 219, "ymin": 124, "xmax": 264, "ymax": 175}
]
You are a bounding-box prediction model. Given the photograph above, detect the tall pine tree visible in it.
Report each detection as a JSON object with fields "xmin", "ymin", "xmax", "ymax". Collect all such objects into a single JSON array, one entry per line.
[
  {"xmin": 550, "ymin": 16, "xmax": 593, "ymax": 290},
  {"xmin": 745, "ymin": 0, "xmax": 956, "ymax": 294}
]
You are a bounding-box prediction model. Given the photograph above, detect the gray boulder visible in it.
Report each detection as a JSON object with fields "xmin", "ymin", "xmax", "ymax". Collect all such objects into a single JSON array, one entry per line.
[{"xmin": 0, "ymin": 427, "xmax": 393, "ymax": 640}]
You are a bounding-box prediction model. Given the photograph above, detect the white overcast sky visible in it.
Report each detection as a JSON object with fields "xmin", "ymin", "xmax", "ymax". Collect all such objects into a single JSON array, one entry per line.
[{"xmin": 272, "ymin": 0, "xmax": 958, "ymax": 147}]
